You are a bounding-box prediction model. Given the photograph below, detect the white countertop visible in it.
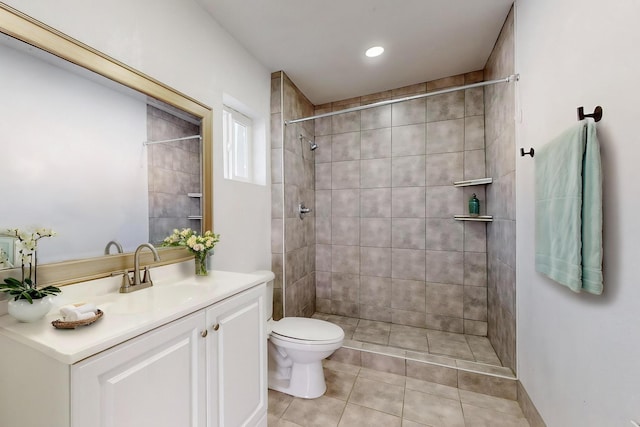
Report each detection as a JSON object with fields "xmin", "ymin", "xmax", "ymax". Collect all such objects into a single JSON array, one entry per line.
[{"xmin": 0, "ymin": 261, "xmax": 274, "ymax": 364}]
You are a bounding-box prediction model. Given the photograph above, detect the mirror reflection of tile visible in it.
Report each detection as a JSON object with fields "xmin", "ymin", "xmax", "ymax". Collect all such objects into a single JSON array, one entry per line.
[{"xmin": 0, "ymin": 236, "xmax": 16, "ymax": 269}]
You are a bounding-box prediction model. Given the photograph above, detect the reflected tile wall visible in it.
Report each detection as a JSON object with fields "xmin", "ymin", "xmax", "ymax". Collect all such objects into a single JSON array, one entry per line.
[
  {"xmin": 147, "ymin": 105, "xmax": 201, "ymax": 245},
  {"xmin": 314, "ymin": 71, "xmax": 488, "ymax": 335},
  {"xmin": 484, "ymin": 8, "xmax": 516, "ymax": 372}
]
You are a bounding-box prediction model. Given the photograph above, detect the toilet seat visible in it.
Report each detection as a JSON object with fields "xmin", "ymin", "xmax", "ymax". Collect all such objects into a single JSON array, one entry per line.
[{"xmin": 270, "ymin": 317, "xmax": 344, "ymax": 345}]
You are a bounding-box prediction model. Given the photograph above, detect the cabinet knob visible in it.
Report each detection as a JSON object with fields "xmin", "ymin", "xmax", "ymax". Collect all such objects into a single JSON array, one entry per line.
[
  {"xmin": 201, "ymin": 330, "xmax": 208, "ymax": 338},
  {"xmin": 212, "ymin": 324, "xmax": 220, "ymax": 331}
]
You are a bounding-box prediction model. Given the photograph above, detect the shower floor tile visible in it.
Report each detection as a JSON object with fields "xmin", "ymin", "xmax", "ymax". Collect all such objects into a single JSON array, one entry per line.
[{"xmin": 312, "ymin": 312, "xmax": 503, "ymax": 367}]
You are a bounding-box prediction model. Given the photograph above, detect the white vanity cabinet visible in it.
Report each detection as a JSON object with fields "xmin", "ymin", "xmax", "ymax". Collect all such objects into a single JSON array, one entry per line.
[
  {"xmin": 71, "ymin": 311, "xmax": 207, "ymax": 427},
  {"xmin": 0, "ymin": 279, "xmax": 267, "ymax": 427}
]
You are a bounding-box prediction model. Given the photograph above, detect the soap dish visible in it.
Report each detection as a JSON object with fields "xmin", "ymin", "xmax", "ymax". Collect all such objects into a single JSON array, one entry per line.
[{"xmin": 52, "ymin": 309, "xmax": 104, "ymax": 329}]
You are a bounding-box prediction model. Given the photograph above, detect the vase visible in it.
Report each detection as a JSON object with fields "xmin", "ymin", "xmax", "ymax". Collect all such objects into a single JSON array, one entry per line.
[
  {"xmin": 8, "ymin": 296, "xmax": 53, "ymax": 322},
  {"xmin": 194, "ymin": 252, "xmax": 208, "ymax": 276}
]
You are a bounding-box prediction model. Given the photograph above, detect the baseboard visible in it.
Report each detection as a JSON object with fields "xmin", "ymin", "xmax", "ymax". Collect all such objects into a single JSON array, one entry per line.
[{"xmin": 517, "ymin": 380, "xmax": 546, "ymax": 427}]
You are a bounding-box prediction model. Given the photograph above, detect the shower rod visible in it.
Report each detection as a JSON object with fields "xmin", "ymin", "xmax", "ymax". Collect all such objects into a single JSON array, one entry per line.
[
  {"xmin": 284, "ymin": 74, "xmax": 519, "ymax": 125},
  {"xmin": 143, "ymin": 135, "xmax": 202, "ymax": 145}
]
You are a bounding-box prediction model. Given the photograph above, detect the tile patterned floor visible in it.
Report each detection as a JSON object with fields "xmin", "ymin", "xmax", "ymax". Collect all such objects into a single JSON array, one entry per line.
[
  {"xmin": 268, "ymin": 359, "xmax": 529, "ymax": 427},
  {"xmin": 312, "ymin": 313, "xmax": 503, "ymax": 367}
]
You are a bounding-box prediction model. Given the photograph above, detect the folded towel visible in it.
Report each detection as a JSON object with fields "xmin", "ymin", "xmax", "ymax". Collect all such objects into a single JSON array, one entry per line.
[
  {"xmin": 60, "ymin": 303, "xmax": 98, "ymax": 321},
  {"xmin": 535, "ymin": 120, "xmax": 603, "ymax": 294}
]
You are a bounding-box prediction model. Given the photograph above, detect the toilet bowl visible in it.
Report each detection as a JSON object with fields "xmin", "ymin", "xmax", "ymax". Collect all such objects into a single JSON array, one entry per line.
[
  {"xmin": 254, "ymin": 271, "xmax": 344, "ymax": 399},
  {"xmin": 267, "ymin": 316, "xmax": 344, "ymax": 398}
]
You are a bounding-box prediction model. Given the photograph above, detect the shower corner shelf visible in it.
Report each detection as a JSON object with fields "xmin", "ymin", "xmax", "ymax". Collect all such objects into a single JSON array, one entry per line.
[
  {"xmin": 187, "ymin": 215, "xmax": 202, "ymax": 220},
  {"xmin": 187, "ymin": 193, "xmax": 202, "ymax": 198},
  {"xmin": 453, "ymin": 177, "xmax": 493, "ymax": 187},
  {"xmin": 454, "ymin": 215, "xmax": 493, "ymax": 222}
]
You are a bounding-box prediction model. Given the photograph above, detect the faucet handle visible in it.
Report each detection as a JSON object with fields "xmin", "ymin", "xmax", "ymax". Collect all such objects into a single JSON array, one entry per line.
[
  {"xmin": 112, "ymin": 270, "xmax": 132, "ymax": 292},
  {"xmin": 142, "ymin": 266, "xmax": 153, "ymax": 286}
]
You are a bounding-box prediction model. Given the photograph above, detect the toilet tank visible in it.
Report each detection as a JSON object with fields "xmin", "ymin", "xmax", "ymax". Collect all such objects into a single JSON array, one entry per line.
[{"xmin": 252, "ymin": 270, "xmax": 274, "ymax": 320}]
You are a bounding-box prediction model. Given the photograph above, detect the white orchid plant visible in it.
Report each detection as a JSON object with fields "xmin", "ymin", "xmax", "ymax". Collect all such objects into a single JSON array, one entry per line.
[
  {"xmin": 0, "ymin": 228, "xmax": 62, "ymax": 303},
  {"xmin": 161, "ymin": 228, "xmax": 220, "ymax": 255}
]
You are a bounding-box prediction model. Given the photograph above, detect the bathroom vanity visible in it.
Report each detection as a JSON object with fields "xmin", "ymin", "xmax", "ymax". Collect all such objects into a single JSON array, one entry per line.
[{"xmin": 0, "ymin": 263, "xmax": 271, "ymax": 427}]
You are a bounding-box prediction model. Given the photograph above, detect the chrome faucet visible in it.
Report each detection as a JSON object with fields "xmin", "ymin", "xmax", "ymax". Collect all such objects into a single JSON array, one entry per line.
[
  {"xmin": 104, "ymin": 240, "xmax": 124, "ymax": 255},
  {"xmin": 119, "ymin": 243, "xmax": 161, "ymax": 293}
]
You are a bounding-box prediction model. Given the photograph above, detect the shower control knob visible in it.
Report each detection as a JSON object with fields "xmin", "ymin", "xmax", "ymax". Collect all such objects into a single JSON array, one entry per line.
[{"xmin": 298, "ymin": 203, "xmax": 311, "ymax": 219}]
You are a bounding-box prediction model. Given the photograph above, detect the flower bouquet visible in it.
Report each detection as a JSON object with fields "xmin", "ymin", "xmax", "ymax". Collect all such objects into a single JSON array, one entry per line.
[{"xmin": 161, "ymin": 228, "xmax": 220, "ymax": 276}]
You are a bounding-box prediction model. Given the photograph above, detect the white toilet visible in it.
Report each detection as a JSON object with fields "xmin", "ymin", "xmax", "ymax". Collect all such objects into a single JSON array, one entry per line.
[{"xmin": 265, "ymin": 280, "xmax": 344, "ymax": 399}]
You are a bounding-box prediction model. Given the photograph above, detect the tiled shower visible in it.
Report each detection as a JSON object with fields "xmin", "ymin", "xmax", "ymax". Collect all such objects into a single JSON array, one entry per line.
[{"xmin": 271, "ymin": 8, "xmax": 516, "ymax": 372}]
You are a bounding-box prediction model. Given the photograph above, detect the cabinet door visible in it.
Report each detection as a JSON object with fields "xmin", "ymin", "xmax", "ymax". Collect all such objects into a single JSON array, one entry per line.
[
  {"xmin": 206, "ymin": 284, "xmax": 267, "ymax": 427},
  {"xmin": 71, "ymin": 312, "xmax": 207, "ymax": 427}
]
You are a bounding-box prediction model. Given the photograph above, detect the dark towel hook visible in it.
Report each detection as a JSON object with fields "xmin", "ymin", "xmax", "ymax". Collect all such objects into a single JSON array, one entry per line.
[
  {"xmin": 577, "ymin": 106, "xmax": 603, "ymax": 122},
  {"xmin": 520, "ymin": 148, "xmax": 535, "ymax": 157}
]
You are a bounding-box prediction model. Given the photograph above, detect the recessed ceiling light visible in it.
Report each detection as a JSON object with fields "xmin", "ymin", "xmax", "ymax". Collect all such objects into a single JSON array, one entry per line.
[{"xmin": 365, "ymin": 46, "xmax": 384, "ymax": 58}]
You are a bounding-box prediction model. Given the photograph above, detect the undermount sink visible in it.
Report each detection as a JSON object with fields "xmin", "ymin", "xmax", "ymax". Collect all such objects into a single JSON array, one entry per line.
[{"xmin": 96, "ymin": 283, "xmax": 209, "ymax": 315}]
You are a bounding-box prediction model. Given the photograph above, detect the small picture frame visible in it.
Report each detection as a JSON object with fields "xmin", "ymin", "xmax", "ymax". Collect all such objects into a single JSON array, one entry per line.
[{"xmin": 0, "ymin": 236, "xmax": 16, "ymax": 269}]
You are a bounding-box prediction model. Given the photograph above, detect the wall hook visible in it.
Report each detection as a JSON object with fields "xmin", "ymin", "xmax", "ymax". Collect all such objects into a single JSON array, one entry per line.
[
  {"xmin": 520, "ymin": 148, "xmax": 535, "ymax": 157},
  {"xmin": 577, "ymin": 106, "xmax": 603, "ymax": 122}
]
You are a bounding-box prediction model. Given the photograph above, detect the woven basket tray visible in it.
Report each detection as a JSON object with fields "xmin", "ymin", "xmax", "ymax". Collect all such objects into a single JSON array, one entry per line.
[{"xmin": 51, "ymin": 309, "xmax": 104, "ymax": 329}]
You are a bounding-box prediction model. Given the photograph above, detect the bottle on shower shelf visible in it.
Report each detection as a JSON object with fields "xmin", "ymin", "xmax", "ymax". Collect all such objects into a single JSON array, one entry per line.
[{"xmin": 469, "ymin": 193, "xmax": 480, "ymax": 217}]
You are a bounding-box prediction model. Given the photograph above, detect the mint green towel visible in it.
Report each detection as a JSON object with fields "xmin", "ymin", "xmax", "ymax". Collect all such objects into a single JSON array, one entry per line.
[{"xmin": 535, "ymin": 120, "xmax": 603, "ymax": 294}]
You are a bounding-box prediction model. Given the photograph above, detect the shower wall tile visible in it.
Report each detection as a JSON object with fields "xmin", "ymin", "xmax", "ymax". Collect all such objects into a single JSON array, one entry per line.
[
  {"xmin": 332, "ymin": 189, "xmax": 360, "ymax": 217},
  {"xmin": 360, "ymin": 246, "xmax": 392, "ymax": 278},
  {"xmin": 425, "ymin": 282, "xmax": 464, "ymax": 318},
  {"xmin": 425, "ymin": 152, "xmax": 463, "ymax": 186},
  {"xmin": 332, "ymin": 217, "xmax": 360, "ymax": 246},
  {"xmin": 425, "ymin": 218, "xmax": 464, "ymax": 252},
  {"xmin": 331, "ymin": 245, "xmax": 360, "ymax": 274},
  {"xmin": 393, "ymin": 82, "xmax": 426, "ymax": 97},
  {"xmin": 271, "ymin": 149, "xmax": 283, "ymax": 184},
  {"xmin": 425, "ymin": 314, "xmax": 464, "ymax": 333},
  {"xmin": 464, "ymin": 320, "xmax": 488, "ymax": 336},
  {"xmin": 392, "ymin": 279, "xmax": 426, "ymax": 312},
  {"xmin": 331, "ymin": 160, "xmax": 360, "ymax": 189},
  {"xmin": 361, "ymin": 128, "xmax": 392, "ymax": 159},
  {"xmin": 314, "ymin": 135, "xmax": 332, "ymax": 163},
  {"xmin": 315, "ymin": 162, "xmax": 331, "ymax": 189},
  {"xmin": 316, "ymin": 244, "xmax": 332, "ymax": 271},
  {"xmin": 271, "ymin": 113, "xmax": 283, "ymax": 148},
  {"xmin": 464, "ymin": 286, "xmax": 487, "ymax": 321},
  {"xmin": 332, "ymin": 132, "xmax": 361, "ymax": 161},
  {"xmin": 464, "ymin": 252, "xmax": 488, "ymax": 287},
  {"xmin": 392, "ymin": 309, "xmax": 427, "ymax": 328},
  {"xmin": 331, "ymin": 273, "xmax": 359, "ymax": 303},
  {"xmin": 465, "ymin": 70, "xmax": 484, "ymax": 84},
  {"xmin": 465, "ymin": 87, "xmax": 484, "ymax": 116},
  {"xmin": 425, "ymin": 250, "xmax": 464, "ymax": 285},
  {"xmin": 391, "ymin": 218, "xmax": 426, "ymax": 250},
  {"xmin": 392, "ymin": 155, "xmax": 426, "ymax": 187},
  {"xmin": 464, "ymin": 116, "xmax": 485, "ymax": 151},
  {"xmin": 361, "ymin": 105, "xmax": 392, "ymax": 130},
  {"xmin": 391, "ymin": 124, "xmax": 426, "ymax": 156},
  {"xmin": 332, "ymin": 111, "xmax": 360, "ymax": 134},
  {"xmin": 332, "ymin": 300, "xmax": 359, "ymax": 317},
  {"xmin": 427, "ymin": 91, "xmax": 465, "ymax": 122},
  {"xmin": 464, "ymin": 222, "xmax": 487, "ymax": 253},
  {"xmin": 272, "ymin": 219, "xmax": 283, "ymax": 253},
  {"xmin": 361, "ymin": 158, "xmax": 392, "ymax": 188},
  {"xmin": 361, "ymin": 188, "xmax": 392, "ymax": 218},
  {"xmin": 425, "ymin": 186, "xmax": 461, "ymax": 218},
  {"xmin": 360, "ymin": 305, "xmax": 392, "ymax": 322},
  {"xmin": 392, "ymin": 98, "xmax": 426, "ymax": 127},
  {"xmin": 391, "ymin": 248, "xmax": 426, "ymax": 281},
  {"xmin": 271, "ymin": 74, "xmax": 282, "ymax": 113},
  {"xmin": 315, "ymin": 190, "xmax": 332, "ymax": 217},
  {"xmin": 464, "ymin": 149, "xmax": 486, "ymax": 180},
  {"xmin": 426, "ymin": 74, "xmax": 464, "ymax": 91},
  {"xmin": 359, "ymin": 276, "xmax": 392, "ymax": 307},
  {"xmin": 360, "ymin": 218, "xmax": 391, "ymax": 248},
  {"xmin": 426, "ymin": 119, "xmax": 464, "ymax": 154},
  {"xmin": 391, "ymin": 187, "xmax": 426, "ymax": 218},
  {"xmin": 316, "ymin": 271, "xmax": 331, "ymax": 299}
]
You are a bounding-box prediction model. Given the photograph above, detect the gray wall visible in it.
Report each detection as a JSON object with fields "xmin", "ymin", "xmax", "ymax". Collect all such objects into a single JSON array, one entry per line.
[
  {"xmin": 484, "ymin": 7, "xmax": 516, "ymax": 371},
  {"xmin": 313, "ymin": 73, "xmax": 490, "ymax": 335}
]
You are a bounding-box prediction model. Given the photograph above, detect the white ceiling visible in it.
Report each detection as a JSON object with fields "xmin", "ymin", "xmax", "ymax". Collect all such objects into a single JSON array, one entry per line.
[{"xmin": 198, "ymin": 0, "xmax": 514, "ymax": 105}]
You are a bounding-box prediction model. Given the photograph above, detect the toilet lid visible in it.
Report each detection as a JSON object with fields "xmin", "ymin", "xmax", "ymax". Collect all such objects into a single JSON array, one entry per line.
[{"xmin": 271, "ymin": 317, "xmax": 344, "ymax": 342}]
